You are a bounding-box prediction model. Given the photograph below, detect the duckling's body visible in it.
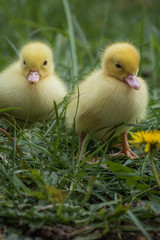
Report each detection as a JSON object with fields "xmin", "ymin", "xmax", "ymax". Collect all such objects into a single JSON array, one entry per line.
[
  {"xmin": 66, "ymin": 42, "xmax": 148, "ymax": 159},
  {"xmin": 67, "ymin": 70, "xmax": 147, "ymax": 139},
  {"xmin": 0, "ymin": 42, "xmax": 66, "ymax": 122}
]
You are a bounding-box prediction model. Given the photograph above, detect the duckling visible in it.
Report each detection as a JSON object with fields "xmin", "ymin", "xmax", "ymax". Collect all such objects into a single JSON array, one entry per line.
[
  {"xmin": 66, "ymin": 42, "xmax": 148, "ymax": 159},
  {"xmin": 0, "ymin": 41, "xmax": 67, "ymax": 123}
]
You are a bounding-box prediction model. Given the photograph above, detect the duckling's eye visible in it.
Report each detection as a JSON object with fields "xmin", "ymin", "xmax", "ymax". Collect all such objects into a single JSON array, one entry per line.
[
  {"xmin": 115, "ymin": 63, "xmax": 122, "ymax": 69},
  {"xmin": 23, "ymin": 60, "xmax": 26, "ymax": 65},
  {"xmin": 43, "ymin": 60, "xmax": 47, "ymax": 66}
]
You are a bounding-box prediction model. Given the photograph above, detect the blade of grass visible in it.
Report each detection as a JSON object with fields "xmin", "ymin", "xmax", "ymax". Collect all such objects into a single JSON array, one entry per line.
[
  {"xmin": 127, "ymin": 210, "xmax": 152, "ymax": 240},
  {"xmin": 62, "ymin": 0, "xmax": 78, "ymax": 88},
  {"xmin": 73, "ymin": 16, "xmax": 93, "ymax": 62},
  {"xmin": 5, "ymin": 36, "xmax": 19, "ymax": 57}
]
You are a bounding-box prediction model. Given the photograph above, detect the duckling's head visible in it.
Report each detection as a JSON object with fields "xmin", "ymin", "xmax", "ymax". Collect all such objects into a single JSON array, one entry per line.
[
  {"xmin": 102, "ymin": 42, "xmax": 140, "ymax": 90},
  {"xmin": 20, "ymin": 42, "xmax": 54, "ymax": 84}
]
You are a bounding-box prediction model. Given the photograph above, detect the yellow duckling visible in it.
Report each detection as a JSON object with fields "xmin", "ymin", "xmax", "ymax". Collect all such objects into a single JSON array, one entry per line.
[
  {"xmin": 66, "ymin": 42, "xmax": 148, "ymax": 159},
  {"xmin": 0, "ymin": 41, "xmax": 67, "ymax": 123}
]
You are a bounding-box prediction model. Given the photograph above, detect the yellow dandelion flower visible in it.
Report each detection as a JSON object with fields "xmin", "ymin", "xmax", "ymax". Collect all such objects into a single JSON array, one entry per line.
[
  {"xmin": 130, "ymin": 130, "xmax": 160, "ymax": 155},
  {"xmin": 130, "ymin": 130, "xmax": 160, "ymax": 188}
]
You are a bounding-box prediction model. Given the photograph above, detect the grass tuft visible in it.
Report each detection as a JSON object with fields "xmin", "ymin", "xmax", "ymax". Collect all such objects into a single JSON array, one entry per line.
[{"xmin": 0, "ymin": 0, "xmax": 160, "ymax": 239}]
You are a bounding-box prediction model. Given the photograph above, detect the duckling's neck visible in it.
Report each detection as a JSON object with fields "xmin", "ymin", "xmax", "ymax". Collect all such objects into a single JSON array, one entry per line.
[{"xmin": 103, "ymin": 70, "xmax": 122, "ymax": 82}]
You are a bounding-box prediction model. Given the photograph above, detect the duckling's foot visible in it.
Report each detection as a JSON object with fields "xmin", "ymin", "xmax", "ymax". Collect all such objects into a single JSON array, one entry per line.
[
  {"xmin": 110, "ymin": 131, "xmax": 139, "ymax": 159},
  {"xmin": 110, "ymin": 148, "xmax": 138, "ymax": 159}
]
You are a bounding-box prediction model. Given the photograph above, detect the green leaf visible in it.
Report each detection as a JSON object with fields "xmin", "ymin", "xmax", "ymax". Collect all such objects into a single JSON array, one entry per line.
[
  {"xmin": 28, "ymin": 142, "xmax": 52, "ymax": 157},
  {"xmin": 106, "ymin": 160, "xmax": 141, "ymax": 187},
  {"xmin": 29, "ymin": 185, "xmax": 67, "ymax": 203}
]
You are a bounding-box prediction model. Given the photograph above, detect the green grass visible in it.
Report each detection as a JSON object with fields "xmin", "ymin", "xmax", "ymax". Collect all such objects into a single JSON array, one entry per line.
[{"xmin": 0, "ymin": 0, "xmax": 160, "ymax": 239}]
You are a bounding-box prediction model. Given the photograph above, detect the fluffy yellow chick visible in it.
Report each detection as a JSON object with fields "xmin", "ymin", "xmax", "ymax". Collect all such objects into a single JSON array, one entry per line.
[
  {"xmin": 0, "ymin": 41, "xmax": 66, "ymax": 123},
  {"xmin": 66, "ymin": 42, "xmax": 148, "ymax": 159}
]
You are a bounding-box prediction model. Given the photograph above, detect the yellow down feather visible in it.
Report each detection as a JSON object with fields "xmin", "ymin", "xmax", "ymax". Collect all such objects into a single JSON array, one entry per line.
[
  {"xmin": 0, "ymin": 41, "xmax": 67, "ymax": 122},
  {"xmin": 66, "ymin": 42, "xmax": 148, "ymax": 140}
]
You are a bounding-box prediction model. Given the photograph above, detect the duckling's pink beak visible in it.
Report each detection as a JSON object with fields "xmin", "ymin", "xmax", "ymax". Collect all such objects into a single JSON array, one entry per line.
[
  {"xmin": 124, "ymin": 74, "xmax": 140, "ymax": 90},
  {"xmin": 28, "ymin": 71, "xmax": 40, "ymax": 84}
]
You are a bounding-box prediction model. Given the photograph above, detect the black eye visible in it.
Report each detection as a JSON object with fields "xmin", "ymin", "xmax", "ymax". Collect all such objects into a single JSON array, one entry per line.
[
  {"xmin": 23, "ymin": 60, "xmax": 26, "ymax": 65},
  {"xmin": 115, "ymin": 63, "xmax": 122, "ymax": 69},
  {"xmin": 43, "ymin": 60, "xmax": 47, "ymax": 66}
]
